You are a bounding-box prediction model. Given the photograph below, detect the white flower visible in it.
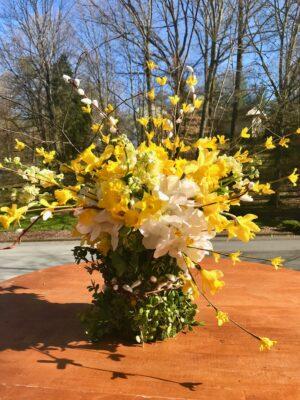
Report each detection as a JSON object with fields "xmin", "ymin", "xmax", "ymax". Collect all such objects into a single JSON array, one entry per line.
[
  {"xmin": 81, "ymin": 98, "xmax": 92, "ymax": 105},
  {"xmin": 186, "ymin": 65, "xmax": 194, "ymax": 73},
  {"xmin": 140, "ymin": 208, "xmax": 214, "ymax": 270},
  {"xmin": 92, "ymin": 99, "xmax": 99, "ymax": 107},
  {"xmin": 154, "ymin": 175, "xmax": 200, "ymax": 210},
  {"xmin": 240, "ymin": 194, "xmax": 253, "ymax": 202},
  {"xmin": 73, "ymin": 78, "xmax": 80, "ymax": 87},
  {"xmin": 110, "ymin": 126, "xmax": 117, "ymax": 134},
  {"xmin": 109, "ymin": 116, "xmax": 118, "ymax": 126},
  {"xmin": 77, "ymin": 88, "xmax": 85, "ymax": 96},
  {"xmin": 75, "ymin": 209, "xmax": 122, "ymax": 250},
  {"xmin": 42, "ymin": 210, "xmax": 53, "ymax": 221},
  {"xmin": 62, "ymin": 74, "xmax": 71, "ymax": 83}
]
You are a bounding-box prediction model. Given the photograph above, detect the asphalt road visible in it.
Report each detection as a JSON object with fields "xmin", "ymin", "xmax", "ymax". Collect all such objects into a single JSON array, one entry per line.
[{"xmin": 0, "ymin": 236, "xmax": 299, "ymax": 281}]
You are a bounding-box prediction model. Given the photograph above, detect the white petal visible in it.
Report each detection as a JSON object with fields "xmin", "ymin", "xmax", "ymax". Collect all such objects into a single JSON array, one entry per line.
[
  {"xmin": 62, "ymin": 74, "xmax": 71, "ymax": 82},
  {"xmin": 73, "ymin": 78, "xmax": 80, "ymax": 87},
  {"xmin": 81, "ymin": 98, "xmax": 92, "ymax": 105},
  {"xmin": 42, "ymin": 210, "xmax": 53, "ymax": 221}
]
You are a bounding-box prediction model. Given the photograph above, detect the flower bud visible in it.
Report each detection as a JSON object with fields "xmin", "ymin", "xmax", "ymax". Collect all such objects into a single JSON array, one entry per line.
[
  {"xmin": 131, "ymin": 280, "xmax": 142, "ymax": 289},
  {"xmin": 42, "ymin": 210, "xmax": 53, "ymax": 221},
  {"xmin": 186, "ymin": 65, "xmax": 194, "ymax": 73},
  {"xmin": 240, "ymin": 194, "xmax": 253, "ymax": 202},
  {"xmin": 166, "ymin": 274, "xmax": 177, "ymax": 282},
  {"xmin": 150, "ymin": 276, "xmax": 157, "ymax": 283},
  {"xmin": 73, "ymin": 78, "xmax": 80, "ymax": 87},
  {"xmin": 30, "ymin": 216, "xmax": 39, "ymax": 223},
  {"xmin": 113, "ymin": 284, "xmax": 119, "ymax": 291},
  {"xmin": 62, "ymin": 74, "xmax": 71, "ymax": 83},
  {"xmin": 77, "ymin": 88, "xmax": 85, "ymax": 96},
  {"xmin": 15, "ymin": 228, "xmax": 24, "ymax": 235},
  {"xmin": 81, "ymin": 98, "xmax": 92, "ymax": 105},
  {"xmin": 92, "ymin": 99, "xmax": 99, "ymax": 107},
  {"xmin": 122, "ymin": 284, "xmax": 133, "ymax": 293}
]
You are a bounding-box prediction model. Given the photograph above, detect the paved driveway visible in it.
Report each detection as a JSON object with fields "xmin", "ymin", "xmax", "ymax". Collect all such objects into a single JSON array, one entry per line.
[{"xmin": 0, "ymin": 236, "xmax": 299, "ymax": 281}]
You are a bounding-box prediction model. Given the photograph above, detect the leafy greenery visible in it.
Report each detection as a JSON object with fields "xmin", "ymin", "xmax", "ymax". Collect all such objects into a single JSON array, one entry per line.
[
  {"xmin": 73, "ymin": 230, "xmax": 202, "ymax": 343},
  {"xmin": 279, "ymin": 220, "xmax": 300, "ymax": 234}
]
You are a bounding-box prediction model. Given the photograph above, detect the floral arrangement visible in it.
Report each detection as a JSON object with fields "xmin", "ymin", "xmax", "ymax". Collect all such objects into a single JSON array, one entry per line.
[{"xmin": 0, "ymin": 63, "xmax": 299, "ymax": 350}]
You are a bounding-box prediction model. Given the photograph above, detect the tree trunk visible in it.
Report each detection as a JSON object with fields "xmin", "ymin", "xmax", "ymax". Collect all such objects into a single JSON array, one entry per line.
[{"xmin": 230, "ymin": 0, "xmax": 244, "ymax": 139}]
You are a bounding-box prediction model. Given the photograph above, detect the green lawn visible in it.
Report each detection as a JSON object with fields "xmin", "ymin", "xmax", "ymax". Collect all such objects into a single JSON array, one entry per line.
[{"xmin": 0, "ymin": 213, "xmax": 76, "ymax": 232}]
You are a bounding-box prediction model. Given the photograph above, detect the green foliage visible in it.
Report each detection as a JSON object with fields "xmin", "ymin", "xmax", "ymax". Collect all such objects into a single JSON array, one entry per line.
[
  {"xmin": 51, "ymin": 54, "xmax": 92, "ymax": 159},
  {"xmin": 280, "ymin": 220, "xmax": 300, "ymax": 234},
  {"xmin": 73, "ymin": 234, "xmax": 202, "ymax": 343}
]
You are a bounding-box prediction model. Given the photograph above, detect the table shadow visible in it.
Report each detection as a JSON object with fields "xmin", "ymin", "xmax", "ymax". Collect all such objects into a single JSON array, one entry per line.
[{"xmin": 0, "ymin": 284, "xmax": 202, "ymax": 391}]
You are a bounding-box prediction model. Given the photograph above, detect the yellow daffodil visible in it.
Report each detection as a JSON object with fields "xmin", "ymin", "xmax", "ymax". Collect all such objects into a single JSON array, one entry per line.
[
  {"xmin": 212, "ymin": 252, "xmax": 221, "ymax": 263},
  {"xmin": 137, "ymin": 117, "xmax": 150, "ymax": 127},
  {"xmin": 259, "ymin": 337, "xmax": 277, "ymax": 351},
  {"xmin": 169, "ymin": 94, "xmax": 180, "ymax": 105},
  {"xmin": 146, "ymin": 60, "xmax": 157, "ymax": 70},
  {"xmin": 200, "ymin": 268, "xmax": 225, "ymax": 295},
  {"xmin": 234, "ymin": 148, "xmax": 253, "ymax": 163},
  {"xmin": 216, "ymin": 310, "xmax": 229, "ymax": 326},
  {"xmin": 152, "ymin": 116, "xmax": 164, "ymax": 128},
  {"xmin": 147, "ymin": 88, "xmax": 155, "ymax": 101},
  {"xmin": 156, "ymin": 76, "xmax": 167, "ymax": 86},
  {"xmin": 36, "ymin": 147, "xmax": 56, "ymax": 164},
  {"xmin": 226, "ymin": 214, "xmax": 260, "ymax": 242},
  {"xmin": 279, "ymin": 137, "xmax": 290, "ymax": 148},
  {"xmin": 101, "ymin": 134, "xmax": 110, "ymax": 144},
  {"xmin": 217, "ymin": 135, "xmax": 227, "ymax": 145},
  {"xmin": 162, "ymin": 119, "xmax": 173, "ymax": 131},
  {"xmin": 15, "ymin": 139, "xmax": 26, "ymax": 151},
  {"xmin": 186, "ymin": 74, "xmax": 197, "ymax": 87},
  {"xmin": 81, "ymin": 104, "xmax": 91, "ymax": 114},
  {"xmin": 193, "ymin": 97, "xmax": 203, "ymax": 109},
  {"xmin": 104, "ymin": 104, "xmax": 114, "ymax": 113},
  {"xmin": 252, "ymin": 182, "xmax": 275, "ymax": 195},
  {"xmin": 54, "ymin": 189, "xmax": 75, "ymax": 205},
  {"xmin": 146, "ymin": 131, "xmax": 155, "ymax": 142},
  {"xmin": 265, "ymin": 136, "xmax": 275, "ymax": 149},
  {"xmin": 91, "ymin": 123, "xmax": 102, "ymax": 133},
  {"xmin": 288, "ymin": 168, "xmax": 298, "ymax": 186},
  {"xmin": 229, "ymin": 251, "xmax": 242, "ymax": 266},
  {"xmin": 182, "ymin": 103, "xmax": 194, "ymax": 113},
  {"xmin": 270, "ymin": 256, "xmax": 284, "ymax": 270},
  {"xmin": 181, "ymin": 274, "xmax": 199, "ymax": 300},
  {"xmin": 240, "ymin": 127, "xmax": 250, "ymax": 138},
  {"xmin": 0, "ymin": 204, "xmax": 28, "ymax": 229}
]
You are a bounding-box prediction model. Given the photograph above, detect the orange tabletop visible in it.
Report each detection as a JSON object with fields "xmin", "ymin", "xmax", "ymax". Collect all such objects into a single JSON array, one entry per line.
[{"xmin": 0, "ymin": 259, "xmax": 299, "ymax": 400}]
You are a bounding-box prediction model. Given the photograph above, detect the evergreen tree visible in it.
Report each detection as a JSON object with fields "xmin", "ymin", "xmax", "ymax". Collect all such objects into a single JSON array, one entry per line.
[{"xmin": 52, "ymin": 54, "xmax": 91, "ymax": 159}]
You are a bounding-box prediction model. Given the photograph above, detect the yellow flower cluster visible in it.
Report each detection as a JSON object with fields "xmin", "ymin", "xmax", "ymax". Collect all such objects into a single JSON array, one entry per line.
[{"xmin": 1, "ymin": 67, "xmax": 298, "ymax": 352}]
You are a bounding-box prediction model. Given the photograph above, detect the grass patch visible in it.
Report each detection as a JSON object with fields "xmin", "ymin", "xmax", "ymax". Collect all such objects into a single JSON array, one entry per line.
[
  {"xmin": 279, "ymin": 220, "xmax": 300, "ymax": 234},
  {"xmin": 0, "ymin": 213, "xmax": 76, "ymax": 232}
]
